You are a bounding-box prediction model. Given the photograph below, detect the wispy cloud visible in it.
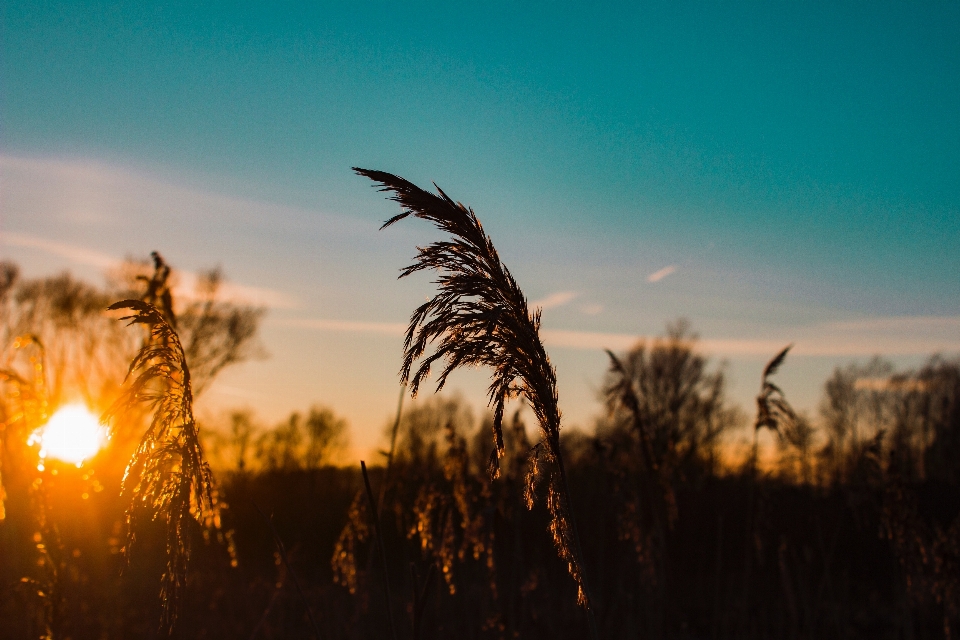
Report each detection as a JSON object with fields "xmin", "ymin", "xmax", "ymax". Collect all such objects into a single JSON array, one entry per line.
[
  {"xmin": 580, "ymin": 303, "xmax": 604, "ymax": 316},
  {"xmin": 531, "ymin": 291, "xmax": 579, "ymax": 310},
  {"xmin": 827, "ymin": 316, "xmax": 960, "ymax": 332},
  {"xmin": 647, "ymin": 265, "xmax": 676, "ymax": 283},
  {"xmin": 540, "ymin": 329, "xmax": 786, "ymax": 355},
  {"xmin": 854, "ymin": 378, "xmax": 929, "ymax": 392},
  {"xmin": 279, "ymin": 317, "xmax": 407, "ymax": 336},
  {"xmin": 0, "ymin": 230, "xmax": 300, "ymax": 309},
  {"xmin": 207, "ymin": 382, "xmax": 268, "ymax": 400},
  {"xmin": 539, "ymin": 329, "xmax": 636, "ymax": 351},
  {"xmin": 542, "ymin": 318, "xmax": 960, "ymax": 357},
  {"xmin": 274, "ymin": 313, "xmax": 960, "ymax": 358},
  {"xmin": 0, "ymin": 153, "xmax": 370, "ymax": 236},
  {"xmin": 3, "ymin": 231, "xmax": 117, "ymax": 270},
  {"xmin": 177, "ymin": 272, "xmax": 300, "ymax": 310}
]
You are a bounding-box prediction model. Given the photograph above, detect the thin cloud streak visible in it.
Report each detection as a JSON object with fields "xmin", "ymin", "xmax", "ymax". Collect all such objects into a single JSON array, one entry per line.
[
  {"xmin": 542, "ymin": 329, "xmax": 960, "ymax": 357},
  {"xmin": 0, "ymin": 230, "xmax": 300, "ymax": 309},
  {"xmin": 540, "ymin": 329, "xmax": 786, "ymax": 355},
  {"xmin": 207, "ymin": 382, "xmax": 268, "ymax": 400},
  {"xmin": 531, "ymin": 290, "xmax": 579, "ymax": 310},
  {"xmin": 854, "ymin": 378, "xmax": 929, "ymax": 393},
  {"xmin": 3, "ymin": 231, "xmax": 118, "ymax": 270},
  {"xmin": 827, "ymin": 316, "xmax": 960, "ymax": 332},
  {"xmin": 0, "ymin": 153, "xmax": 371, "ymax": 236},
  {"xmin": 279, "ymin": 317, "xmax": 407, "ymax": 336},
  {"xmin": 280, "ymin": 316, "xmax": 960, "ymax": 357},
  {"xmin": 177, "ymin": 272, "xmax": 300, "ymax": 310},
  {"xmin": 647, "ymin": 265, "xmax": 676, "ymax": 283}
]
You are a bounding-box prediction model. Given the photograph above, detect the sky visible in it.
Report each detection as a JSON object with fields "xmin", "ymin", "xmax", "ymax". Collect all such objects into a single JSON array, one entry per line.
[{"xmin": 2, "ymin": 1, "xmax": 959, "ymax": 456}]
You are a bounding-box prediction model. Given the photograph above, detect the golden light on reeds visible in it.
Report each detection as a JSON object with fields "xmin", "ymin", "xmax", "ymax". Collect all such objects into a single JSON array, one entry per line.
[{"xmin": 30, "ymin": 404, "xmax": 107, "ymax": 468}]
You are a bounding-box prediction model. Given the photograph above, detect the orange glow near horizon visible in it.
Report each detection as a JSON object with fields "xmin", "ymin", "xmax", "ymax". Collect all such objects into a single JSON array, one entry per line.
[{"xmin": 32, "ymin": 404, "xmax": 108, "ymax": 468}]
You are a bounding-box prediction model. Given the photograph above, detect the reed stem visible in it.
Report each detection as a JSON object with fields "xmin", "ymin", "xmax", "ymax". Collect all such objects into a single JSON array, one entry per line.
[{"xmin": 361, "ymin": 460, "xmax": 398, "ymax": 640}]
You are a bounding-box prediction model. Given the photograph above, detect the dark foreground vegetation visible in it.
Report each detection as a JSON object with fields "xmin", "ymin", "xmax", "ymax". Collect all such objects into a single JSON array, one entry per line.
[
  {"xmin": 3, "ymin": 373, "xmax": 960, "ymax": 640},
  {"xmin": 1, "ymin": 173, "xmax": 958, "ymax": 639}
]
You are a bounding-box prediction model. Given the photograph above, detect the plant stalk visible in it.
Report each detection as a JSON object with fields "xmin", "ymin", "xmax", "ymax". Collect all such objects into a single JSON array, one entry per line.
[
  {"xmin": 553, "ymin": 436, "xmax": 601, "ymax": 640},
  {"xmin": 361, "ymin": 460, "xmax": 398, "ymax": 640},
  {"xmin": 253, "ymin": 501, "xmax": 322, "ymax": 640}
]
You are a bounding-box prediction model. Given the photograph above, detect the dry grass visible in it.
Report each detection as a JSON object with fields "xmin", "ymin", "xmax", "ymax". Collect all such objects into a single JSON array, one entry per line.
[
  {"xmin": 2, "ymin": 204, "xmax": 960, "ymax": 638},
  {"xmin": 355, "ymin": 168, "xmax": 598, "ymax": 630},
  {"xmin": 0, "ymin": 336, "xmax": 60, "ymax": 638},
  {"xmin": 755, "ymin": 344, "xmax": 795, "ymax": 433},
  {"xmin": 101, "ymin": 299, "xmax": 230, "ymax": 634}
]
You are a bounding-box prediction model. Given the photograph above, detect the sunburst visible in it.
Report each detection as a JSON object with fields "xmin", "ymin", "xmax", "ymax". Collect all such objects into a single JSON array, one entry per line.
[{"xmin": 31, "ymin": 404, "xmax": 108, "ymax": 467}]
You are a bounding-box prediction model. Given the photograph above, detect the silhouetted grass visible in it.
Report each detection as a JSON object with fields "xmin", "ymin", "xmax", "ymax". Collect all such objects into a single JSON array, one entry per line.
[
  {"xmin": 1, "ymin": 217, "xmax": 959, "ymax": 639},
  {"xmin": 355, "ymin": 169, "xmax": 598, "ymax": 636},
  {"xmin": 102, "ymin": 300, "xmax": 230, "ymax": 634}
]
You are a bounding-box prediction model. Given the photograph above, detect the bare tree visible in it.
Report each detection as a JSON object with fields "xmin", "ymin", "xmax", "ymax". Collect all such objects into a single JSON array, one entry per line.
[
  {"xmin": 601, "ymin": 321, "xmax": 738, "ymax": 636},
  {"xmin": 602, "ymin": 320, "xmax": 734, "ymax": 483},
  {"xmin": 111, "ymin": 254, "xmax": 266, "ymax": 396},
  {"xmin": 256, "ymin": 405, "xmax": 350, "ymax": 471},
  {"xmin": 819, "ymin": 357, "xmax": 897, "ymax": 484},
  {"xmin": 2, "ymin": 270, "xmax": 133, "ymax": 409}
]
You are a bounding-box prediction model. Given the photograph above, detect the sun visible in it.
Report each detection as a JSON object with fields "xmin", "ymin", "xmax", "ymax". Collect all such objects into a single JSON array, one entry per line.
[{"xmin": 32, "ymin": 404, "xmax": 108, "ymax": 467}]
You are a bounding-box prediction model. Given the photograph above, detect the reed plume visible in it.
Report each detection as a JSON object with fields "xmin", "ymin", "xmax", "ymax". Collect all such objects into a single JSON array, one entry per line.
[
  {"xmin": 102, "ymin": 300, "xmax": 227, "ymax": 634},
  {"xmin": 756, "ymin": 344, "xmax": 795, "ymax": 432},
  {"xmin": 741, "ymin": 344, "xmax": 795, "ymax": 632},
  {"xmin": 355, "ymin": 168, "xmax": 598, "ymax": 624},
  {"xmin": 137, "ymin": 251, "xmax": 177, "ymax": 328}
]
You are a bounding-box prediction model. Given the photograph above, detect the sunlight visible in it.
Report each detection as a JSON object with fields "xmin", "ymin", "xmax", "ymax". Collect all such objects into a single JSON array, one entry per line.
[{"xmin": 32, "ymin": 404, "xmax": 108, "ymax": 467}]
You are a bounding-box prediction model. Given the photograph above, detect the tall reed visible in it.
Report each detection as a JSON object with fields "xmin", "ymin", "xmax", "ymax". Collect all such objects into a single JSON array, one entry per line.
[
  {"xmin": 741, "ymin": 344, "xmax": 794, "ymax": 634},
  {"xmin": 102, "ymin": 300, "xmax": 229, "ymax": 634},
  {"xmin": 755, "ymin": 344, "xmax": 795, "ymax": 434},
  {"xmin": 355, "ymin": 168, "xmax": 599, "ymax": 635}
]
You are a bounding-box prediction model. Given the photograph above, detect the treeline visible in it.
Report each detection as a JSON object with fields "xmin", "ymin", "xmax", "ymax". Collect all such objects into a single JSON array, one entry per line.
[
  {"xmin": 162, "ymin": 335, "xmax": 960, "ymax": 639},
  {"xmin": 207, "ymin": 407, "xmax": 350, "ymax": 472},
  {"xmin": 314, "ymin": 329, "xmax": 959, "ymax": 639}
]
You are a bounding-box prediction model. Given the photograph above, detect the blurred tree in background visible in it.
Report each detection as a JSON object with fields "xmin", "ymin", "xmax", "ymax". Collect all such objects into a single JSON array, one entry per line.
[{"xmin": 255, "ymin": 406, "xmax": 349, "ymax": 471}]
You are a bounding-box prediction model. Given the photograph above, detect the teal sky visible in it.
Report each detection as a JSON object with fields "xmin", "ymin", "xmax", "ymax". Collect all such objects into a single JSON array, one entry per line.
[{"xmin": 3, "ymin": 1, "xmax": 959, "ymax": 455}]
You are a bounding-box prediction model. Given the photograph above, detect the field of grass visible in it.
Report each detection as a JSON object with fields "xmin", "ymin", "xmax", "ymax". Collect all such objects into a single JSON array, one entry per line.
[{"xmin": 1, "ymin": 173, "xmax": 958, "ymax": 639}]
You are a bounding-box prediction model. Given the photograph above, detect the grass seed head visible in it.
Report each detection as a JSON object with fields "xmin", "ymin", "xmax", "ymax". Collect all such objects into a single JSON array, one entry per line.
[
  {"xmin": 102, "ymin": 299, "xmax": 227, "ymax": 634},
  {"xmin": 357, "ymin": 167, "xmax": 593, "ymax": 610}
]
